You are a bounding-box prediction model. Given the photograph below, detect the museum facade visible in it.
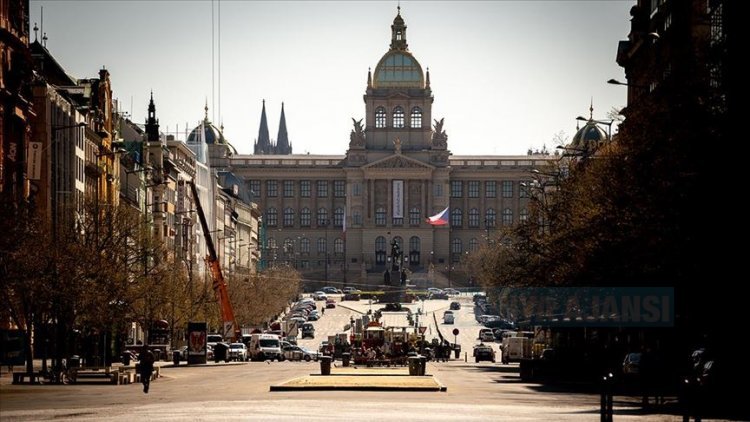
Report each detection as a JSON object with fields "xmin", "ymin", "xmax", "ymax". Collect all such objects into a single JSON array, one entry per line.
[{"xmin": 226, "ymin": 9, "xmax": 553, "ymax": 288}]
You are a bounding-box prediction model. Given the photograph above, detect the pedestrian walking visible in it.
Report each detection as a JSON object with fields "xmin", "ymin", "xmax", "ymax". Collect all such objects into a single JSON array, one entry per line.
[{"xmin": 138, "ymin": 347, "xmax": 155, "ymax": 394}]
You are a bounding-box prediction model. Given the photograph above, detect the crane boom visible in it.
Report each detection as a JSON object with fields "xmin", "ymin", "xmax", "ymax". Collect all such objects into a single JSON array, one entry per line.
[{"xmin": 188, "ymin": 180, "xmax": 240, "ymax": 342}]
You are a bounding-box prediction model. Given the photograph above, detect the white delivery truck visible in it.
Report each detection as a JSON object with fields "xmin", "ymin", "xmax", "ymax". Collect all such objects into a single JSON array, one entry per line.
[
  {"xmin": 248, "ymin": 333, "xmax": 284, "ymax": 361},
  {"xmin": 501, "ymin": 336, "xmax": 533, "ymax": 364}
]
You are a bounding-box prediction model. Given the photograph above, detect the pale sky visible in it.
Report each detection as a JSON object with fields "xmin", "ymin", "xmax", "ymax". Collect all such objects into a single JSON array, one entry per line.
[{"xmin": 31, "ymin": 1, "xmax": 632, "ymax": 156}]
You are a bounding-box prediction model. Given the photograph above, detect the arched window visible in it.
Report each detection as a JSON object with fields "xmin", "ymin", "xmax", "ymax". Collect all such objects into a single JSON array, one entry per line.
[
  {"xmin": 334, "ymin": 238, "xmax": 344, "ymax": 253},
  {"xmin": 468, "ymin": 208, "xmax": 480, "ymax": 228},
  {"xmin": 410, "ymin": 107, "xmax": 422, "ymax": 128},
  {"xmin": 300, "ymin": 207, "xmax": 311, "ymax": 227},
  {"xmin": 409, "ymin": 236, "xmax": 421, "ymax": 265},
  {"xmin": 375, "ymin": 236, "xmax": 386, "ymax": 265},
  {"xmin": 486, "ymin": 208, "xmax": 497, "ymax": 227},
  {"xmin": 520, "ymin": 208, "xmax": 529, "ymax": 222},
  {"xmin": 317, "ymin": 208, "xmax": 328, "ymax": 226},
  {"xmin": 333, "ymin": 207, "xmax": 344, "ymax": 227},
  {"xmin": 266, "ymin": 207, "xmax": 278, "ymax": 227},
  {"xmin": 283, "ymin": 238, "xmax": 294, "ymax": 255},
  {"xmin": 375, "ymin": 206, "xmax": 386, "ymax": 226},
  {"xmin": 451, "ymin": 208, "xmax": 463, "ymax": 228},
  {"xmin": 409, "ymin": 207, "xmax": 421, "ymax": 226},
  {"xmin": 502, "ymin": 208, "xmax": 513, "ymax": 226},
  {"xmin": 392, "ymin": 106, "xmax": 405, "ymax": 128},
  {"xmin": 317, "ymin": 237, "xmax": 327, "ymax": 254},
  {"xmin": 283, "ymin": 207, "xmax": 295, "ymax": 227},
  {"xmin": 469, "ymin": 238, "xmax": 479, "ymax": 252},
  {"xmin": 375, "ymin": 107, "xmax": 386, "ymax": 128},
  {"xmin": 300, "ymin": 237, "xmax": 310, "ymax": 253}
]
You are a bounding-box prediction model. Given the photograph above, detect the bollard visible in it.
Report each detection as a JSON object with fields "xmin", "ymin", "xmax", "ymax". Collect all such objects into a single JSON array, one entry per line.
[
  {"xmin": 600, "ymin": 373, "xmax": 614, "ymax": 422},
  {"xmin": 342, "ymin": 353, "xmax": 351, "ymax": 367},
  {"xmin": 320, "ymin": 356, "xmax": 332, "ymax": 375}
]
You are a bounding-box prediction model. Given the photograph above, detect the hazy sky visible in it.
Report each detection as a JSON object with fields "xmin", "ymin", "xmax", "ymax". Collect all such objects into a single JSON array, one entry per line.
[{"xmin": 31, "ymin": 1, "xmax": 633, "ymax": 156}]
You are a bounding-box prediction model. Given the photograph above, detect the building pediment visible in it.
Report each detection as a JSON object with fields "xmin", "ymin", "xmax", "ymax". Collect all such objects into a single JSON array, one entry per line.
[{"xmin": 364, "ymin": 154, "xmax": 434, "ymax": 170}]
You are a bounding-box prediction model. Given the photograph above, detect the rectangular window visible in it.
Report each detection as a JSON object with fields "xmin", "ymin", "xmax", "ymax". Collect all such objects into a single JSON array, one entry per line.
[
  {"xmin": 352, "ymin": 183, "xmax": 362, "ymax": 197},
  {"xmin": 450, "ymin": 181, "xmax": 462, "ymax": 198},
  {"xmin": 249, "ymin": 180, "xmax": 261, "ymax": 197},
  {"xmin": 375, "ymin": 208, "xmax": 386, "ymax": 226},
  {"xmin": 434, "ymin": 183, "xmax": 443, "ymax": 197},
  {"xmin": 468, "ymin": 181, "xmax": 480, "ymax": 198},
  {"xmin": 300, "ymin": 180, "xmax": 311, "ymax": 197},
  {"xmin": 267, "ymin": 180, "xmax": 278, "ymax": 197},
  {"xmin": 502, "ymin": 181, "xmax": 513, "ymax": 198},
  {"xmin": 485, "ymin": 181, "xmax": 496, "ymax": 198},
  {"xmin": 317, "ymin": 180, "xmax": 328, "ymax": 197},
  {"xmin": 334, "ymin": 180, "xmax": 346, "ymax": 197},
  {"xmin": 283, "ymin": 180, "xmax": 294, "ymax": 197}
]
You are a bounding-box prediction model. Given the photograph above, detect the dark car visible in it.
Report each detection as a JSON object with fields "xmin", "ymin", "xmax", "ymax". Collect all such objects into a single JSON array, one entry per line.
[
  {"xmin": 301, "ymin": 323, "xmax": 315, "ymax": 339},
  {"xmin": 449, "ymin": 301, "xmax": 461, "ymax": 310},
  {"xmin": 473, "ymin": 343, "xmax": 496, "ymax": 363}
]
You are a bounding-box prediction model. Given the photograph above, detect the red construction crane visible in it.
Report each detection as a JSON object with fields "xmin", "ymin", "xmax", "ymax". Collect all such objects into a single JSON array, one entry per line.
[{"xmin": 188, "ymin": 180, "xmax": 240, "ymax": 342}]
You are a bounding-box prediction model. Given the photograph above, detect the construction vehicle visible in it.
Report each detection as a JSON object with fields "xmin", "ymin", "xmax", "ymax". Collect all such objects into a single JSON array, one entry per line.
[{"xmin": 188, "ymin": 181, "xmax": 240, "ymax": 342}]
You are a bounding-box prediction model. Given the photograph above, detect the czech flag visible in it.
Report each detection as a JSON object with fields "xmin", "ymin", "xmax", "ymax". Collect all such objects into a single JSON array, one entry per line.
[{"xmin": 426, "ymin": 206, "xmax": 449, "ymax": 226}]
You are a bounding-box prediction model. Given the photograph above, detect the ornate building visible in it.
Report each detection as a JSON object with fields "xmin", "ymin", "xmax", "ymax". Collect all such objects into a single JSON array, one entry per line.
[
  {"xmin": 1, "ymin": 0, "xmax": 34, "ymax": 203},
  {"xmin": 227, "ymin": 9, "xmax": 553, "ymax": 288}
]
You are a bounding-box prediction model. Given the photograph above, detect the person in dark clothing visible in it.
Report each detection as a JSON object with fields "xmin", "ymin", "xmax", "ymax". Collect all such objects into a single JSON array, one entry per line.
[{"xmin": 138, "ymin": 347, "xmax": 155, "ymax": 394}]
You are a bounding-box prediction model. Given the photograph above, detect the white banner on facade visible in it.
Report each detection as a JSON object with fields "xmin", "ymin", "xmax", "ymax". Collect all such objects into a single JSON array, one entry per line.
[
  {"xmin": 393, "ymin": 180, "xmax": 404, "ymax": 218},
  {"xmin": 27, "ymin": 142, "xmax": 42, "ymax": 180}
]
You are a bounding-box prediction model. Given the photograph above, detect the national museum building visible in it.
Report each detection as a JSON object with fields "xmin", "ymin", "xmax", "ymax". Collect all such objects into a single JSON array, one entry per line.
[{"xmin": 217, "ymin": 10, "xmax": 553, "ymax": 287}]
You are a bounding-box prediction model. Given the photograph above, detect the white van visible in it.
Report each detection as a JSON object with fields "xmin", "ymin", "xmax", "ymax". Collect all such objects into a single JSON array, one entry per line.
[
  {"xmin": 443, "ymin": 310, "xmax": 455, "ymax": 324},
  {"xmin": 248, "ymin": 333, "xmax": 283, "ymax": 361}
]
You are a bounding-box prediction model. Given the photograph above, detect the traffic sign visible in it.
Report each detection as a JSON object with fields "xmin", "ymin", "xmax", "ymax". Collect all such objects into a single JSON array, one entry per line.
[
  {"xmin": 419, "ymin": 326, "xmax": 427, "ymax": 334},
  {"xmin": 452, "ymin": 328, "xmax": 460, "ymax": 336}
]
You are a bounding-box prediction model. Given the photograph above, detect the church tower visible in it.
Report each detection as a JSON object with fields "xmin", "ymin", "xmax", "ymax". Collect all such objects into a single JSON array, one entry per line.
[
  {"xmin": 253, "ymin": 100, "xmax": 272, "ymax": 154},
  {"xmin": 276, "ymin": 102, "xmax": 292, "ymax": 154}
]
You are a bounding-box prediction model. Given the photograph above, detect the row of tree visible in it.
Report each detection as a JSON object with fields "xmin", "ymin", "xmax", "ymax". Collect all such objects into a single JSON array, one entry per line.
[{"xmin": 0, "ymin": 198, "xmax": 301, "ymax": 372}]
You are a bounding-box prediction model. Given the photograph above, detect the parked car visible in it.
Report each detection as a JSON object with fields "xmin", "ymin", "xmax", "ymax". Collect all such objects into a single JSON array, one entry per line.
[
  {"xmin": 228, "ymin": 343, "xmax": 248, "ymax": 361},
  {"xmin": 312, "ymin": 291, "xmax": 328, "ymax": 301},
  {"xmin": 322, "ymin": 286, "xmax": 342, "ymax": 294},
  {"xmin": 473, "ymin": 343, "xmax": 496, "ymax": 363},
  {"xmin": 444, "ymin": 288, "xmax": 460, "ymax": 296},
  {"xmin": 283, "ymin": 344, "xmax": 320, "ymax": 362}
]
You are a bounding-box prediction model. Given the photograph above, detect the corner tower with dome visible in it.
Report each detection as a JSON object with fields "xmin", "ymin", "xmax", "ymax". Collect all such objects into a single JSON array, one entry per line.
[
  {"xmin": 228, "ymin": 8, "xmax": 552, "ymax": 288},
  {"xmin": 187, "ymin": 103, "xmax": 237, "ymax": 170}
]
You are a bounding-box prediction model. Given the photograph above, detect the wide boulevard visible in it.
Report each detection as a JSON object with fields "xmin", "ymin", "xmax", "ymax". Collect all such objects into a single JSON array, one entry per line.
[{"xmin": 0, "ymin": 294, "xmax": 680, "ymax": 421}]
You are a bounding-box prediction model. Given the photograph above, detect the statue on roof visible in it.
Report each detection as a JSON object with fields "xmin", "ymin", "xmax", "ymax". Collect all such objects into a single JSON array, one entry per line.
[
  {"xmin": 350, "ymin": 118, "xmax": 365, "ymax": 147},
  {"xmin": 432, "ymin": 118, "xmax": 447, "ymax": 148}
]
